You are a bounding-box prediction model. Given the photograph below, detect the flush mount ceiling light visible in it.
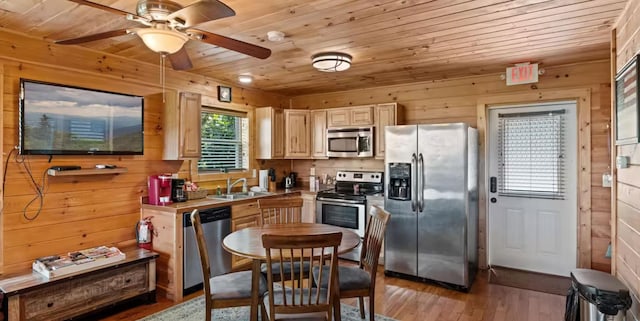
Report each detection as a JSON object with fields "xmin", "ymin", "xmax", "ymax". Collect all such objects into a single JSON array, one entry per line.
[
  {"xmin": 311, "ymin": 52, "xmax": 352, "ymax": 72},
  {"xmin": 238, "ymin": 75, "xmax": 253, "ymax": 84},
  {"xmin": 136, "ymin": 28, "xmax": 189, "ymax": 54}
]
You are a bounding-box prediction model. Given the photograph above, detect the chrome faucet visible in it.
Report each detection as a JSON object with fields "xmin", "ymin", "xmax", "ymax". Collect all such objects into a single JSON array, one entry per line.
[{"xmin": 227, "ymin": 177, "xmax": 247, "ymax": 194}]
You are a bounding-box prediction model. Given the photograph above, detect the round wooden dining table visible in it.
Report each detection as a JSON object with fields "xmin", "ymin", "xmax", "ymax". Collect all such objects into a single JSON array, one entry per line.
[{"xmin": 223, "ymin": 223, "xmax": 360, "ymax": 321}]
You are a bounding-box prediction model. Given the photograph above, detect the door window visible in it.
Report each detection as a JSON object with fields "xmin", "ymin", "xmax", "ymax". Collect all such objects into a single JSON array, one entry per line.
[{"xmin": 497, "ymin": 110, "xmax": 566, "ymax": 199}]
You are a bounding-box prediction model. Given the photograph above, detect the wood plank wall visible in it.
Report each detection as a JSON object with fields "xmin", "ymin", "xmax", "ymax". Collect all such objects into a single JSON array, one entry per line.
[
  {"xmin": 614, "ymin": 0, "xmax": 640, "ymax": 319},
  {"xmin": 0, "ymin": 29, "xmax": 288, "ymax": 275},
  {"xmin": 291, "ymin": 60, "xmax": 612, "ymax": 271}
]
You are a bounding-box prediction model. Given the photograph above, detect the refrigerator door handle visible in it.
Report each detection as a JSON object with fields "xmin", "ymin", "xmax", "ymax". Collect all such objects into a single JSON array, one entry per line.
[
  {"xmin": 418, "ymin": 153, "xmax": 424, "ymax": 212},
  {"xmin": 411, "ymin": 153, "xmax": 417, "ymax": 212}
]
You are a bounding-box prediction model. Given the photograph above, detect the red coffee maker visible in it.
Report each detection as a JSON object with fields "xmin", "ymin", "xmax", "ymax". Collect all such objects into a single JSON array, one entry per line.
[{"xmin": 148, "ymin": 175, "xmax": 173, "ymax": 205}]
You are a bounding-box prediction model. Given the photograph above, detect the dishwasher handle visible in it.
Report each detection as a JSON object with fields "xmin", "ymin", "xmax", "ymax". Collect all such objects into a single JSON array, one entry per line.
[{"xmin": 183, "ymin": 206, "xmax": 231, "ymax": 227}]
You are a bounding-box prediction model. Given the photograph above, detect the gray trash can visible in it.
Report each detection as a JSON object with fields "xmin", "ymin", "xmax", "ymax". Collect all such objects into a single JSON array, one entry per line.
[{"xmin": 566, "ymin": 269, "xmax": 632, "ymax": 321}]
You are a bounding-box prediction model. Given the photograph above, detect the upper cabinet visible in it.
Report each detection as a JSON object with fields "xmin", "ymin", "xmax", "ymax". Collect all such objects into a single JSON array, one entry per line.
[
  {"xmin": 163, "ymin": 91, "xmax": 202, "ymax": 160},
  {"xmin": 311, "ymin": 110, "xmax": 328, "ymax": 159},
  {"xmin": 281, "ymin": 103, "xmax": 400, "ymax": 160},
  {"xmin": 327, "ymin": 105, "xmax": 374, "ymax": 127},
  {"xmin": 255, "ymin": 107, "xmax": 285, "ymax": 159},
  {"xmin": 284, "ymin": 110, "xmax": 311, "ymax": 158},
  {"xmin": 375, "ymin": 103, "xmax": 403, "ymax": 159}
]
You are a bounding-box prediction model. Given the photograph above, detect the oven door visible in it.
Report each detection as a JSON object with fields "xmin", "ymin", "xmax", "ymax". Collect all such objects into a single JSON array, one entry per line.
[{"xmin": 316, "ymin": 197, "xmax": 366, "ymax": 238}]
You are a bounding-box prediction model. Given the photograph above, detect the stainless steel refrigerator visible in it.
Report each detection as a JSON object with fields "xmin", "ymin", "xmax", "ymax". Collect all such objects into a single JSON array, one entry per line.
[{"xmin": 384, "ymin": 123, "xmax": 478, "ymax": 290}]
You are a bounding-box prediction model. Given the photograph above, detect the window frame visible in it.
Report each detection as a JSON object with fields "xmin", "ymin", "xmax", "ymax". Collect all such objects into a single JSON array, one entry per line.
[{"xmin": 190, "ymin": 103, "xmax": 254, "ymax": 183}]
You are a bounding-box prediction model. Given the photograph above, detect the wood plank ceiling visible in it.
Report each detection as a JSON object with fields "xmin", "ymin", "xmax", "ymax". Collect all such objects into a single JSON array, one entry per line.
[{"xmin": 0, "ymin": 0, "xmax": 628, "ymax": 95}]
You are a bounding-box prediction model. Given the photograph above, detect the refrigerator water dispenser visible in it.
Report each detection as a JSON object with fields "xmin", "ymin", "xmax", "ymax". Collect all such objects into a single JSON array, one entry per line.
[{"xmin": 388, "ymin": 163, "xmax": 411, "ymax": 200}]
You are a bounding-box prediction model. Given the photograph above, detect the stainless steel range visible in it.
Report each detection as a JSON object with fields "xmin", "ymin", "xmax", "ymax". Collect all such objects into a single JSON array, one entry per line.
[{"xmin": 316, "ymin": 170, "xmax": 383, "ymax": 260}]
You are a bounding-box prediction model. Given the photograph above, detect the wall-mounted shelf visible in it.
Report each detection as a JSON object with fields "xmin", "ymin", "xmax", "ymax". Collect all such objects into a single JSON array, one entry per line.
[{"xmin": 47, "ymin": 168, "xmax": 128, "ymax": 176}]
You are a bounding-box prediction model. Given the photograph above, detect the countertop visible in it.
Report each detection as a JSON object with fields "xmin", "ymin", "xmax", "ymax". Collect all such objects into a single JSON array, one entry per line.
[{"xmin": 141, "ymin": 187, "xmax": 317, "ymax": 213}]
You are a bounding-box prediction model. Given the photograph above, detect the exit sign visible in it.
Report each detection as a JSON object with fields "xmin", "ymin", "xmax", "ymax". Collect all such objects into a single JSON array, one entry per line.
[{"xmin": 506, "ymin": 63, "xmax": 539, "ymax": 86}]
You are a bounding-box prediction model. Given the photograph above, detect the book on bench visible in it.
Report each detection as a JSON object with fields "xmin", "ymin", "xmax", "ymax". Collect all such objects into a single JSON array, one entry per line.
[{"xmin": 32, "ymin": 246, "xmax": 126, "ymax": 279}]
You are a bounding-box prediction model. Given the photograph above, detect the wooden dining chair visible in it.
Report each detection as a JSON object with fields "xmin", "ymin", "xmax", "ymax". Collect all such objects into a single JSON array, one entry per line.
[
  {"xmin": 258, "ymin": 197, "xmax": 309, "ymax": 285},
  {"xmin": 190, "ymin": 209, "xmax": 267, "ymax": 321},
  {"xmin": 257, "ymin": 197, "xmax": 304, "ymax": 225},
  {"xmin": 262, "ymin": 232, "xmax": 342, "ymax": 321},
  {"xmin": 313, "ymin": 205, "xmax": 391, "ymax": 320}
]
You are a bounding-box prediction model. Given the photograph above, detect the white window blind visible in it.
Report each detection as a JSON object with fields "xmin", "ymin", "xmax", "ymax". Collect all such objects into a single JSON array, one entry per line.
[
  {"xmin": 498, "ymin": 110, "xmax": 566, "ymax": 199},
  {"xmin": 198, "ymin": 108, "xmax": 249, "ymax": 172}
]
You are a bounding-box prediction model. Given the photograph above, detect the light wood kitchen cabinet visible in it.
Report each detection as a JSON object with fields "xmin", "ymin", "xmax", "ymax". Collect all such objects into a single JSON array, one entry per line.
[
  {"xmin": 301, "ymin": 192, "xmax": 317, "ymax": 223},
  {"xmin": 163, "ymin": 91, "xmax": 202, "ymax": 160},
  {"xmin": 375, "ymin": 103, "xmax": 403, "ymax": 159},
  {"xmin": 327, "ymin": 109, "xmax": 350, "ymax": 127},
  {"xmin": 255, "ymin": 107, "xmax": 284, "ymax": 159},
  {"xmin": 284, "ymin": 110, "xmax": 311, "ymax": 158},
  {"xmin": 230, "ymin": 201, "xmax": 261, "ymax": 269},
  {"xmin": 311, "ymin": 110, "xmax": 328, "ymax": 159},
  {"xmin": 350, "ymin": 105, "xmax": 374, "ymax": 125},
  {"xmin": 327, "ymin": 105, "xmax": 374, "ymax": 127}
]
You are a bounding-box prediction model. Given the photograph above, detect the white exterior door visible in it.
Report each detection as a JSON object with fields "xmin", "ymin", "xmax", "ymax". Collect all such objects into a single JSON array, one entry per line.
[{"xmin": 487, "ymin": 102, "xmax": 577, "ymax": 276}]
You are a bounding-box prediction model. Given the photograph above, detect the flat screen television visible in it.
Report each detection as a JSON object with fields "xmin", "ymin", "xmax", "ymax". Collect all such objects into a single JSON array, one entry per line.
[{"xmin": 19, "ymin": 79, "xmax": 144, "ymax": 155}]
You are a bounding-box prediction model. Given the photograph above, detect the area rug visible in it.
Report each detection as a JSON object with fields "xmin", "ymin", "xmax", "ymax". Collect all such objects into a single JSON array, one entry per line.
[{"xmin": 137, "ymin": 295, "xmax": 397, "ymax": 321}]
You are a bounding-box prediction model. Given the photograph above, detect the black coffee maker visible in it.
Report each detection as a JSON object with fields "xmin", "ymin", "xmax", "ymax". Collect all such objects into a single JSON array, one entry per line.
[{"xmin": 171, "ymin": 178, "xmax": 187, "ymax": 202}]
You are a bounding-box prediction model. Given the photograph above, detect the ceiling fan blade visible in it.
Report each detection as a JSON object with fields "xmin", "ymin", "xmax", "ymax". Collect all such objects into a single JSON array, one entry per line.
[
  {"xmin": 168, "ymin": 0, "xmax": 235, "ymax": 28},
  {"xmin": 66, "ymin": 0, "xmax": 140, "ymax": 18},
  {"xmin": 55, "ymin": 28, "xmax": 131, "ymax": 45},
  {"xmin": 196, "ymin": 30, "xmax": 271, "ymax": 59},
  {"xmin": 169, "ymin": 47, "xmax": 193, "ymax": 70}
]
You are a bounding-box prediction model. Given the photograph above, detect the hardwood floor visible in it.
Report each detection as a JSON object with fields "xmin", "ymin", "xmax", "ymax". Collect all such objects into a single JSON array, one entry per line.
[{"xmin": 100, "ymin": 268, "xmax": 565, "ymax": 321}]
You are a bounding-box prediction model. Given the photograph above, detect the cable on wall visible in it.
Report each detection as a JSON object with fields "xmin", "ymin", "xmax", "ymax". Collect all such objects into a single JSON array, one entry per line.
[{"xmin": 14, "ymin": 153, "xmax": 49, "ymax": 221}]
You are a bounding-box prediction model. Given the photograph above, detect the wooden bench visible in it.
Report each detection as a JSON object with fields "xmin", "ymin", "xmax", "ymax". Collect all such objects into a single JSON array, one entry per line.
[{"xmin": 0, "ymin": 246, "xmax": 158, "ymax": 321}]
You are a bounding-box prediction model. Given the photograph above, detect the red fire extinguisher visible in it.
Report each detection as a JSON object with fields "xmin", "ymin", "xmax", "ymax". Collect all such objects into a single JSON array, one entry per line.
[{"xmin": 136, "ymin": 216, "xmax": 155, "ymax": 250}]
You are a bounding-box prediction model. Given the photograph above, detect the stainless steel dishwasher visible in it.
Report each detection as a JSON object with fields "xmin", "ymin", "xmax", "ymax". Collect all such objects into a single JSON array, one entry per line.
[{"xmin": 183, "ymin": 206, "xmax": 232, "ymax": 295}]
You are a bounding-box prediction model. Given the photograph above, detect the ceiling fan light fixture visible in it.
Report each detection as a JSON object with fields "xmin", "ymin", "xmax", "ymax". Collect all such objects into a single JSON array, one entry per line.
[
  {"xmin": 311, "ymin": 52, "xmax": 352, "ymax": 72},
  {"xmin": 136, "ymin": 28, "xmax": 188, "ymax": 54}
]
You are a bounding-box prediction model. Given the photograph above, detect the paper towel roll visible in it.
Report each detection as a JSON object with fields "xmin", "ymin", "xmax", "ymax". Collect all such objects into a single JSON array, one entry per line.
[{"xmin": 259, "ymin": 170, "xmax": 269, "ymax": 191}]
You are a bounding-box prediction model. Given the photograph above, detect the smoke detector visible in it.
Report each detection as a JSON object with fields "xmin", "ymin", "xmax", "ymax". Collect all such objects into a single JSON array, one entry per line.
[{"xmin": 267, "ymin": 31, "xmax": 285, "ymax": 42}]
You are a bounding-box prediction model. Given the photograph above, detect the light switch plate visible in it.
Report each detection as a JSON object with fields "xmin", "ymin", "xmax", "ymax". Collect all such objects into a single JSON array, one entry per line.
[
  {"xmin": 616, "ymin": 156, "xmax": 630, "ymax": 169},
  {"xmin": 602, "ymin": 173, "xmax": 612, "ymax": 188}
]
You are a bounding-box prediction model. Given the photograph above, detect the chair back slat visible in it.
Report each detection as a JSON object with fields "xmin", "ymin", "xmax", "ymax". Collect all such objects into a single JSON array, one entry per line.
[
  {"xmin": 263, "ymin": 232, "xmax": 342, "ymax": 320},
  {"xmin": 359, "ymin": 205, "xmax": 391, "ymax": 274},
  {"xmin": 258, "ymin": 197, "xmax": 303, "ymax": 225}
]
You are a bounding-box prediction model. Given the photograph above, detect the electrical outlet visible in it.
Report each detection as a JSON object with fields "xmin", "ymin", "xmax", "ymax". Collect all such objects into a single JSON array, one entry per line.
[{"xmin": 252, "ymin": 169, "xmax": 256, "ymax": 178}]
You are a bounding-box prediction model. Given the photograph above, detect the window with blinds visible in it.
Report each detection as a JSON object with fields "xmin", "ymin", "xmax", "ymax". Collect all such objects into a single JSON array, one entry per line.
[
  {"xmin": 498, "ymin": 110, "xmax": 566, "ymax": 199},
  {"xmin": 198, "ymin": 108, "xmax": 249, "ymax": 172}
]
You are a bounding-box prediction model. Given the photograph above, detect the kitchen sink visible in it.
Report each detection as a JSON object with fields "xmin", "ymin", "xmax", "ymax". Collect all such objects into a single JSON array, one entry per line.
[{"xmin": 207, "ymin": 191, "xmax": 274, "ymax": 200}]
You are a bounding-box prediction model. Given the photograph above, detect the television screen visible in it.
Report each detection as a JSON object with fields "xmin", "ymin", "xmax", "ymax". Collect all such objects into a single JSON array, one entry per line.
[{"xmin": 19, "ymin": 79, "xmax": 144, "ymax": 155}]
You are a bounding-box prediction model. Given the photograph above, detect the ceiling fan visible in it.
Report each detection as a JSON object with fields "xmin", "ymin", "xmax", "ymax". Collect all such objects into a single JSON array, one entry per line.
[{"xmin": 57, "ymin": 0, "xmax": 271, "ymax": 70}]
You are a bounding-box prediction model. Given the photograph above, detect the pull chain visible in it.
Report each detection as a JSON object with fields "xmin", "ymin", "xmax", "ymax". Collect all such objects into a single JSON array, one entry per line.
[{"xmin": 160, "ymin": 54, "xmax": 166, "ymax": 103}]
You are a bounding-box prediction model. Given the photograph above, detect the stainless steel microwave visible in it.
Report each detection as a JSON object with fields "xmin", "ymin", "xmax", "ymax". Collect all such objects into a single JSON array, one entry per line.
[{"xmin": 326, "ymin": 127, "xmax": 373, "ymax": 158}]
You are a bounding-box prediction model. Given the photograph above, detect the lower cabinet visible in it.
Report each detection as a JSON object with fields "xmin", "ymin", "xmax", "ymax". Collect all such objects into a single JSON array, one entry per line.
[{"xmin": 230, "ymin": 201, "xmax": 261, "ymax": 270}]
